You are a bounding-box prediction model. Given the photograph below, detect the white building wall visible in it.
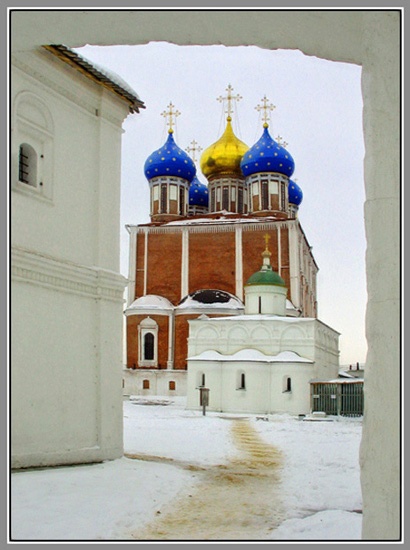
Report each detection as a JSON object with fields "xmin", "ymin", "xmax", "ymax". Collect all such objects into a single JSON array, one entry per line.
[
  {"xmin": 123, "ymin": 369, "xmax": 187, "ymax": 398},
  {"xmin": 187, "ymin": 360, "xmax": 315, "ymax": 415},
  {"xmin": 11, "ymin": 49, "xmax": 129, "ymax": 468}
]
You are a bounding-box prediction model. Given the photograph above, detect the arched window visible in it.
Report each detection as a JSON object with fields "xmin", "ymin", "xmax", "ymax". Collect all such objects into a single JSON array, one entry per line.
[
  {"xmin": 19, "ymin": 143, "xmax": 37, "ymax": 187},
  {"xmin": 138, "ymin": 317, "xmax": 158, "ymax": 367},
  {"xmin": 239, "ymin": 372, "xmax": 246, "ymax": 389},
  {"xmin": 282, "ymin": 376, "xmax": 292, "ymax": 393},
  {"xmin": 143, "ymin": 333, "xmax": 154, "ymax": 361},
  {"xmin": 13, "ymin": 91, "xmax": 54, "ymax": 200}
]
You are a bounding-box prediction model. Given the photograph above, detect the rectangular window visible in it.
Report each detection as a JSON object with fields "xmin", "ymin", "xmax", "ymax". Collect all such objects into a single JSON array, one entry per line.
[
  {"xmin": 261, "ymin": 180, "xmax": 269, "ymax": 210},
  {"xmin": 169, "ymin": 381, "xmax": 176, "ymax": 391},
  {"xmin": 143, "ymin": 379, "xmax": 150, "ymax": 390},
  {"xmin": 281, "ymin": 182, "xmax": 286, "ymax": 211},
  {"xmin": 252, "ymin": 181, "xmax": 259, "ymax": 196},
  {"xmin": 238, "ymin": 188, "xmax": 244, "ymax": 213},
  {"xmin": 160, "ymin": 184, "xmax": 167, "ymax": 213},
  {"xmin": 169, "ymin": 184, "xmax": 177, "ymax": 200},
  {"xmin": 222, "ymin": 186, "xmax": 229, "ymax": 210},
  {"xmin": 179, "ymin": 186, "xmax": 185, "ymax": 215},
  {"xmin": 269, "ymin": 180, "xmax": 278, "ymax": 194},
  {"xmin": 211, "ymin": 188, "xmax": 216, "ymax": 211}
]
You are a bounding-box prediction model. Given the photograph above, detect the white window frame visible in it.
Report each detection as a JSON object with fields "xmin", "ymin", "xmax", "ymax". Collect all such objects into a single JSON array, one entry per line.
[
  {"xmin": 13, "ymin": 92, "xmax": 54, "ymax": 202},
  {"xmin": 138, "ymin": 317, "xmax": 159, "ymax": 367}
]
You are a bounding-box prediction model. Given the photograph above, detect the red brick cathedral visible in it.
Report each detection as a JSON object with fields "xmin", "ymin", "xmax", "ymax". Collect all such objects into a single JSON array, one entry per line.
[{"xmin": 124, "ymin": 88, "xmax": 318, "ymax": 395}]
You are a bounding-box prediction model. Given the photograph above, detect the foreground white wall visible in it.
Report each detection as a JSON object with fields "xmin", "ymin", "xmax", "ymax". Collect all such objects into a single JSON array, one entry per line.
[
  {"xmin": 11, "ymin": 47, "xmax": 128, "ymax": 467},
  {"xmin": 11, "ymin": 10, "xmax": 401, "ymax": 539}
]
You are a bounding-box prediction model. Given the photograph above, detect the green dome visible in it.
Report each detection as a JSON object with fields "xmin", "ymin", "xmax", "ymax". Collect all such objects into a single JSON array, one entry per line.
[{"xmin": 246, "ymin": 267, "xmax": 286, "ymax": 287}]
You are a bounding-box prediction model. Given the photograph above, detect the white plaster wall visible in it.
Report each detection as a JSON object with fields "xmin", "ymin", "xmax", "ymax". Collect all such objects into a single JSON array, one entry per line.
[
  {"xmin": 11, "ymin": 49, "xmax": 126, "ymax": 270},
  {"xmin": 123, "ymin": 369, "xmax": 187, "ymax": 397},
  {"xmin": 10, "ymin": 10, "xmax": 401, "ymax": 539},
  {"xmin": 11, "ymin": 276, "xmax": 124, "ymax": 467},
  {"xmin": 245, "ymin": 284, "xmax": 287, "ymax": 315},
  {"xmin": 11, "ymin": 48, "xmax": 128, "ymax": 468},
  {"xmin": 187, "ymin": 360, "xmax": 314, "ymax": 415},
  {"xmin": 188, "ymin": 317, "xmax": 330, "ymax": 363}
]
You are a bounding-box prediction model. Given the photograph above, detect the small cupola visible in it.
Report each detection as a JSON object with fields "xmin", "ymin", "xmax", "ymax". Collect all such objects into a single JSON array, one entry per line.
[
  {"xmin": 244, "ymin": 235, "xmax": 288, "ymax": 316},
  {"xmin": 240, "ymin": 96, "xmax": 295, "ymax": 219},
  {"xmin": 144, "ymin": 102, "xmax": 196, "ymax": 222}
]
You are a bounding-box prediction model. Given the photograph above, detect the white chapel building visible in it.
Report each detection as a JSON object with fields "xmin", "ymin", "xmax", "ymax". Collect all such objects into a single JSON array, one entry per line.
[{"xmin": 186, "ymin": 238, "xmax": 340, "ymax": 415}]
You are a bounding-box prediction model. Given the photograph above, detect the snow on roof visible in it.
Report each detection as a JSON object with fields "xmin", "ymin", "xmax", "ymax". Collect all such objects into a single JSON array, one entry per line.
[
  {"xmin": 43, "ymin": 45, "xmax": 145, "ymax": 113},
  {"xmin": 188, "ymin": 349, "xmax": 313, "ymax": 363},
  {"xmin": 164, "ymin": 216, "xmax": 276, "ymax": 227},
  {"xmin": 193, "ymin": 314, "xmax": 312, "ymax": 322},
  {"xmin": 310, "ymin": 378, "xmax": 364, "ymax": 384},
  {"xmin": 125, "ymin": 295, "xmax": 174, "ymax": 314},
  {"xmin": 177, "ymin": 290, "xmax": 244, "ymax": 311}
]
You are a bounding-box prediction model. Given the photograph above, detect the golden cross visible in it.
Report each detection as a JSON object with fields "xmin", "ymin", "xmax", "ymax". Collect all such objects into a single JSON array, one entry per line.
[
  {"xmin": 264, "ymin": 233, "xmax": 271, "ymax": 250},
  {"xmin": 185, "ymin": 139, "xmax": 203, "ymax": 163},
  {"xmin": 255, "ymin": 96, "xmax": 276, "ymax": 127},
  {"xmin": 161, "ymin": 102, "xmax": 181, "ymax": 133},
  {"xmin": 217, "ymin": 84, "xmax": 242, "ymax": 119},
  {"xmin": 276, "ymin": 135, "xmax": 288, "ymax": 148}
]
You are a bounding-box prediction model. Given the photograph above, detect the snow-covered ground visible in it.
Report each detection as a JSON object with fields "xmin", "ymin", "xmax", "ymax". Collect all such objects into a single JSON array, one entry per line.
[{"xmin": 11, "ymin": 396, "xmax": 363, "ymax": 541}]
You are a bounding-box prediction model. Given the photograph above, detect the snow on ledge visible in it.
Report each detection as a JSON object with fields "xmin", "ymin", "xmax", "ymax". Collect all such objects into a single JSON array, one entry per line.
[
  {"xmin": 125, "ymin": 294, "xmax": 174, "ymax": 313},
  {"xmin": 187, "ymin": 349, "xmax": 313, "ymax": 363}
]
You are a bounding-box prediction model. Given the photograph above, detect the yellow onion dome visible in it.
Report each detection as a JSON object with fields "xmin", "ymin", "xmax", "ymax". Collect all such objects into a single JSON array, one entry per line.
[{"xmin": 200, "ymin": 117, "xmax": 249, "ymax": 179}]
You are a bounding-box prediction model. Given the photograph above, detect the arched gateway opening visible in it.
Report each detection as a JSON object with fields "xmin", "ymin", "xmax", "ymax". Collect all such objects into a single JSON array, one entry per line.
[{"xmin": 10, "ymin": 10, "xmax": 401, "ymax": 541}]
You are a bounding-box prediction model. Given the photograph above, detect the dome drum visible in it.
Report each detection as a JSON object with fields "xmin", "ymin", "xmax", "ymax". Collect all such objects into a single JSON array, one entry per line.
[
  {"xmin": 188, "ymin": 175, "xmax": 209, "ymax": 215},
  {"xmin": 247, "ymin": 173, "xmax": 289, "ymax": 218},
  {"xmin": 209, "ymin": 178, "xmax": 247, "ymax": 214},
  {"xmin": 150, "ymin": 177, "xmax": 189, "ymax": 222}
]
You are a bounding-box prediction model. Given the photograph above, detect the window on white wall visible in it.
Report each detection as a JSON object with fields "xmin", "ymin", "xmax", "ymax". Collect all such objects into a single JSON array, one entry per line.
[
  {"xmin": 13, "ymin": 91, "xmax": 54, "ymax": 201},
  {"xmin": 282, "ymin": 376, "xmax": 292, "ymax": 393},
  {"xmin": 18, "ymin": 143, "xmax": 37, "ymax": 187},
  {"xmin": 138, "ymin": 317, "xmax": 158, "ymax": 367},
  {"xmin": 237, "ymin": 371, "xmax": 246, "ymax": 390}
]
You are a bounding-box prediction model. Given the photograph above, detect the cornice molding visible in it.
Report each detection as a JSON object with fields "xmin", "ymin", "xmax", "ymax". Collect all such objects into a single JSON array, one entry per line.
[
  {"xmin": 133, "ymin": 219, "xmax": 297, "ymax": 235},
  {"xmin": 11, "ymin": 246, "xmax": 126, "ymax": 302}
]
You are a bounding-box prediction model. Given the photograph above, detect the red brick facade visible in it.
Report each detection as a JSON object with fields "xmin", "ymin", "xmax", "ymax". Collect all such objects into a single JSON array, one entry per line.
[{"xmin": 126, "ymin": 217, "xmax": 317, "ymax": 371}]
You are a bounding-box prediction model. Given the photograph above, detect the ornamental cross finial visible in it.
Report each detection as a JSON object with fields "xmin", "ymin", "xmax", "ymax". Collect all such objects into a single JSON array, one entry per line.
[
  {"xmin": 276, "ymin": 135, "xmax": 288, "ymax": 148},
  {"xmin": 185, "ymin": 139, "xmax": 203, "ymax": 163},
  {"xmin": 217, "ymin": 84, "xmax": 242, "ymax": 120},
  {"xmin": 255, "ymin": 96, "xmax": 276, "ymax": 127},
  {"xmin": 161, "ymin": 102, "xmax": 181, "ymax": 133},
  {"xmin": 264, "ymin": 233, "xmax": 271, "ymax": 250}
]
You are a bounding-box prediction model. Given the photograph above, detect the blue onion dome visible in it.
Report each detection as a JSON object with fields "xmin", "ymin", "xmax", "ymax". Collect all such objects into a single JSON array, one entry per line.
[
  {"xmin": 189, "ymin": 175, "xmax": 209, "ymax": 207},
  {"xmin": 240, "ymin": 125, "xmax": 295, "ymax": 177},
  {"xmin": 144, "ymin": 130, "xmax": 196, "ymax": 182},
  {"xmin": 288, "ymin": 179, "xmax": 303, "ymax": 206}
]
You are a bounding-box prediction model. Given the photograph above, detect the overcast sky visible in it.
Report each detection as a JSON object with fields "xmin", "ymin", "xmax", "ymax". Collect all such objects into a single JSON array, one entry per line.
[{"xmin": 76, "ymin": 42, "xmax": 367, "ymax": 366}]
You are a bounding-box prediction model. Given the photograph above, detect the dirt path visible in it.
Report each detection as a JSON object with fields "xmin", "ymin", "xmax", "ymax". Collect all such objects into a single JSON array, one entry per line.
[{"xmin": 129, "ymin": 419, "xmax": 285, "ymax": 541}]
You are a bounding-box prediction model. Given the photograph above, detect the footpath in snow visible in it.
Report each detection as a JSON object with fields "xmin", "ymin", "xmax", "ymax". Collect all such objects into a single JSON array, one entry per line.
[{"xmin": 11, "ymin": 396, "xmax": 363, "ymax": 541}]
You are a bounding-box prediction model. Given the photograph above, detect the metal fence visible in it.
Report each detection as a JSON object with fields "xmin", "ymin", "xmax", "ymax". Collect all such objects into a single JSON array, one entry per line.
[{"xmin": 310, "ymin": 381, "xmax": 364, "ymax": 417}]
